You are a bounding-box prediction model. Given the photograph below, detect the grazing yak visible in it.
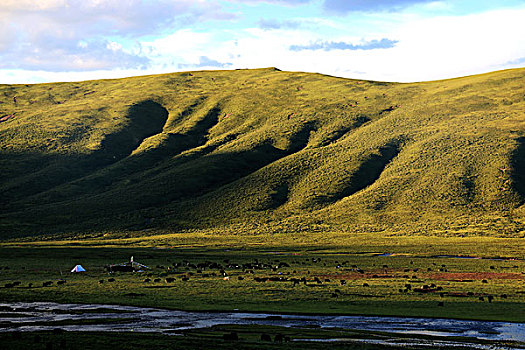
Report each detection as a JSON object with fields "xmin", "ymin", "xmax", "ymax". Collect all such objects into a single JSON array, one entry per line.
[
  {"xmin": 260, "ymin": 333, "xmax": 272, "ymax": 342},
  {"xmin": 223, "ymin": 332, "xmax": 238, "ymax": 341}
]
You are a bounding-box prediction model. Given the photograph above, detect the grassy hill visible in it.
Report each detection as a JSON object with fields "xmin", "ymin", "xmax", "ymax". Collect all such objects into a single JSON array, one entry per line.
[{"xmin": 1, "ymin": 67, "xmax": 525, "ymax": 238}]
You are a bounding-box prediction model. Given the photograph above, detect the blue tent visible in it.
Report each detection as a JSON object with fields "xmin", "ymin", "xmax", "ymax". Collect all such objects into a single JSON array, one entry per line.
[{"xmin": 71, "ymin": 265, "xmax": 86, "ymax": 272}]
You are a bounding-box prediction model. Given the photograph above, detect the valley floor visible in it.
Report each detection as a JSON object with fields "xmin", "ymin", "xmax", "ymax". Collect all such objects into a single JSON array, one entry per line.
[
  {"xmin": 0, "ymin": 233, "xmax": 524, "ymax": 349},
  {"xmin": 0, "ymin": 233, "xmax": 523, "ymax": 322}
]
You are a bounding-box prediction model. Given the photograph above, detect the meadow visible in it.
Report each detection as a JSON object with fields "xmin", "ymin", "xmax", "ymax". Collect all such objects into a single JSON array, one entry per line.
[{"xmin": 1, "ymin": 233, "xmax": 523, "ymax": 322}]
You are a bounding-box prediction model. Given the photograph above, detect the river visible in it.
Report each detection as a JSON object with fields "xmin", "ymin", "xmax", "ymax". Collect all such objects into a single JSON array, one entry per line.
[{"xmin": 1, "ymin": 302, "xmax": 524, "ymax": 349}]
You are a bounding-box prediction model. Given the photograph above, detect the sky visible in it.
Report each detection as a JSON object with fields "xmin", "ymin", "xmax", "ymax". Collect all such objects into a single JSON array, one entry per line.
[{"xmin": 0, "ymin": 0, "xmax": 524, "ymax": 84}]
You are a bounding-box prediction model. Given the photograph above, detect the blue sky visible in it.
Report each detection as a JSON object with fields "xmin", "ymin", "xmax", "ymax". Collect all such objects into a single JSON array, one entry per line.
[{"xmin": 0, "ymin": 0, "xmax": 524, "ymax": 83}]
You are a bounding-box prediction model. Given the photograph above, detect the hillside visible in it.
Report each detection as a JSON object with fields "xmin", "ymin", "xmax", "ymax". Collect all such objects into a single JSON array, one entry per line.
[{"xmin": 1, "ymin": 67, "xmax": 525, "ymax": 238}]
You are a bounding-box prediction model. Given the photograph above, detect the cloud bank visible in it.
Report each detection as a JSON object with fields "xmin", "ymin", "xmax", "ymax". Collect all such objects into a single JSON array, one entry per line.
[
  {"xmin": 290, "ymin": 38, "xmax": 398, "ymax": 51},
  {"xmin": 322, "ymin": 0, "xmax": 435, "ymax": 13},
  {"xmin": 0, "ymin": 0, "xmax": 231, "ymax": 71},
  {"xmin": 0, "ymin": 0, "xmax": 524, "ymax": 83}
]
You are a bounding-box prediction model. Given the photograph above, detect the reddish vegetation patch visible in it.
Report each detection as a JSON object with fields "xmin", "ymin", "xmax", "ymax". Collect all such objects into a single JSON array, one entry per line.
[
  {"xmin": 369, "ymin": 274, "xmax": 396, "ymax": 279},
  {"xmin": 413, "ymin": 288, "xmax": 440, "ymax": 293},
  {"xmin": 445, "ymin": 292, "xmax": 486, "ymax": 297},
  {"xmin": 428, "ymin": 272, "xmax": 523, "ymax": 281}
]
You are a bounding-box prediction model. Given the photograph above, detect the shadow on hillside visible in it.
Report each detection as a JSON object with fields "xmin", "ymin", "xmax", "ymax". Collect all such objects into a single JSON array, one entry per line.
[
  {"xmin": 511, "ymin": 137, "xmax": 525, "ymax": 204},
  {"xmin": 254, "ymin": 122, "xmax": 318, "ymax": 211},
  {"xmin": 52, "ymin": 102, "xmax": 225, "ymax": 198},
  {"xmin": 0, "ymin": 112, "xmax": 320, "ymax": 236},
  {"xmin": 317, "ymin": 115, "xmax": 370, "ymax": 147},
  {"xmin": 314, "ymin": 141, "xmax": 401, "ymax": 206},
  {"xmin": 261, "ymin": 183, "xmax": 290, "ymax": 210},
  {"xmin": 136, "ymin": 102, "xmax": 221, "ymax": 161},
  {"xmin": 287, "ymin": 121, "xmax": 318, "ymax": 153},
  {"xmin": 0, "ymin": 100, "xmax": 168, "ymax": 206},
  {"xmin": 94, "ymin": 100, "xmax": 169, "ymax": 164},
  {"xmin": 0, "ymin": 142, "xmax": 296, "ymax": 237}
]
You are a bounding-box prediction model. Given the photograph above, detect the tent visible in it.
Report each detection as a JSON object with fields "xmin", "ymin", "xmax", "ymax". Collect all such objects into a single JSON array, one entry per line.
[{"xmin": 71, "ymin": 265, "xmax": 86, "ymax": 272}]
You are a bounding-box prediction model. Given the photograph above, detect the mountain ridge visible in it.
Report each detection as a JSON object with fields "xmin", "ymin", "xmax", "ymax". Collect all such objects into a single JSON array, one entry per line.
[{"xmin": 1, "ymin": 67, "xmax": 524, "ymax": 238}]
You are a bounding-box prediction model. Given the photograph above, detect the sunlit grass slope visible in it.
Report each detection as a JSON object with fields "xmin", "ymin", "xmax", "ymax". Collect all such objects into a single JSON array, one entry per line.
[{"xmin": 1, "ymin": 67, "xmax": 524, "ymax": 238}]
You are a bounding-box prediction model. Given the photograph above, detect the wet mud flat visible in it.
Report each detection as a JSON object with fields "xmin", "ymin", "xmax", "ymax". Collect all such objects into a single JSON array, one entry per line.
[{"xmin": 0, "ymin": 302, "xmax": 524, "ymax": 349}]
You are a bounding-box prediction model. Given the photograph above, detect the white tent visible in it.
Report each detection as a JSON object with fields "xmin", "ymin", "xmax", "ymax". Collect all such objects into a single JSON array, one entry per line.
[{"xmin": 71, "ymin": 265, "xmax": 86, "ymax": 272}]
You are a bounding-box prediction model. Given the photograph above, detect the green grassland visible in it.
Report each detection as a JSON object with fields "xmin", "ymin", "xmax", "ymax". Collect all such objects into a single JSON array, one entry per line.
[
  {"xmin": 1, "ymin": 67, "xmax": 525, "ymax": 237},
  {"xmin": 1, "ymin": 234, "xmax": 524, "ymax": 322}
]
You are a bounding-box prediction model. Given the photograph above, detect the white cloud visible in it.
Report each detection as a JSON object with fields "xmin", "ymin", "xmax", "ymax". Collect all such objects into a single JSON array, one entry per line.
[
  {"xmin": 375, "ymin": 7, "xmax": 525, "ymax": 81},
  {"xmin": 0, "ymin": 0, "xmax": 67, "ymax": 11},
  {"xmin": 106, "ymin": 41, "xmax": 123, "ymax": 52},
  {"xmin": 0, "ymin": 67, "xmax": 162, "ymax": 84},
  {"xmin": 225, "ymin": 0, "xmax": 311, "ymax": 5},
  {"xmin": 322, "ymin": 0, "xmax": 435, "ymax": 14},
  {"xmin": 141, "ymin": 29, "xmax": 214, "ymax": 68},
  {"xmin": 422, "ymin": 1, "xmax": 451, "ymax": 11},
  {"xmin": 0, "ymin": 2, "xmax": 524, "ymax": 83},
  {"xmin": 0, "ymin": 0, "xmax": 231, "ymax": 72},
  {"xmin": 199, "ymin": 7, "xmax": 525, "ymax": 82}
]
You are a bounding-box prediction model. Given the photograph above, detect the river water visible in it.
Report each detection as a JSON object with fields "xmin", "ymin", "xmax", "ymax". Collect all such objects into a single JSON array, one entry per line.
[{"xmin": 1, "ymin": 302, "xmax": 524, "ymax": 349}]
